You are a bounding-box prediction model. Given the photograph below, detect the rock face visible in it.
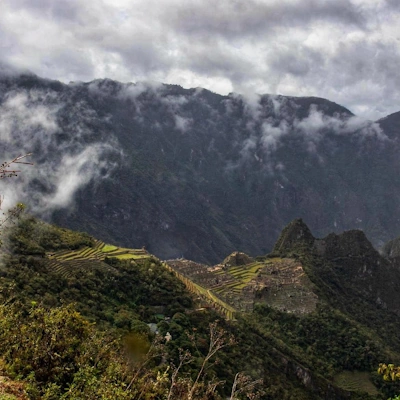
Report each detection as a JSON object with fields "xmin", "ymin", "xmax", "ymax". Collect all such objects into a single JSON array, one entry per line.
[
  {"xmin": 3, "ymin": 72, "xmax": 400, "ymax": 263},
  {"xmin": 381, "ymin": 235, "xmax": 400, "ymax": 259}
]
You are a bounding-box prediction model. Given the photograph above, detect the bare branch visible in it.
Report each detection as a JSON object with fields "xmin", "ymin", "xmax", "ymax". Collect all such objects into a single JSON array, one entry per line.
[
  {"xmin": 0, "ymin": 153, "xmax": 33, "ymax": 179},
  {"xmin": 188, "ymin": 321, "xmax": 235, "ymax": 400}
]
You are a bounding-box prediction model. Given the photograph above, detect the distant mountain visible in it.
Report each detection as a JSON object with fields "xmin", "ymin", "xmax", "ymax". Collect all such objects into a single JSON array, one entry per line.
[{"xmin": 1, "ymin": 72, "xmax": 400, "ymax": 263}]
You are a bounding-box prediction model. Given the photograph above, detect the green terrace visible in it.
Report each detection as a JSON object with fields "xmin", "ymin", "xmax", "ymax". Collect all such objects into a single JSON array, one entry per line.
[
  {"xmin": 43, "ymin": 239, "xmax": 317, "ymax": 320},
  {"xmin": 165, "ymin": 256, "xmax": 318, "ymax": 317},
  {"xmin": 163, "ymin": 261, "xmax": 236, "ymax": 320},
  {"xmin": 44, "ymin": 240, "xmax": 151, "ymax": 278},
  {"xmin": 333, "ymin": 371, "xmax": 379, "ymax": 396},
  {"xmin": 43, "ymin": 238, "xmax": 238, "ymax": 320},
  {"xmin": 165, "ymin": 257, "xmax": 278, "ymax": 318}
]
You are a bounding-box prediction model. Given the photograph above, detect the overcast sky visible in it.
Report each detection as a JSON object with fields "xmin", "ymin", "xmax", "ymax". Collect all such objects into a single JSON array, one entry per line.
[{"xmin": 1, "ymin": 0, "xmax": 400, "ymax": 120}]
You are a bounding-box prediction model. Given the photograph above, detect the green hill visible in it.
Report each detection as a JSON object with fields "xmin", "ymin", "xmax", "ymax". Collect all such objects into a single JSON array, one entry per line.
[{"xmin": 1, "ymin": 216, "xmax": 400, "ymax": 399}]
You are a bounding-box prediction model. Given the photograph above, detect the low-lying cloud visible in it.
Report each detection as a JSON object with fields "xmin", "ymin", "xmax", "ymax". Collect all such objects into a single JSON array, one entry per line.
[
  {"xmin": 234, "ymin": 95, "xmax": 386, "ymax": 171},
  {"xmin": 0, "ymin": 86, "xmax": 121, "ymax": 216}
]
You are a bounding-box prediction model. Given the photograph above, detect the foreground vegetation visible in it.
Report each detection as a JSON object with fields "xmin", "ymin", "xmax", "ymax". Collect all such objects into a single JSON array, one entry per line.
[{"xmin": 1, "ymin": 216, "xmax": 400, "ymax": 398}]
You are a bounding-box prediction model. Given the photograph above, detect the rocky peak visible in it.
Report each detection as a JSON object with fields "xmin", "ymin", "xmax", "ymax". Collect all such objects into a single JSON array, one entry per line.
[
  {"xmin": 317, "ymin": 230, "xmax": 379, "ymax": 261},
  {"xmin": 272, "ymin": 219, "xmax": 315, "ymax": 256}
]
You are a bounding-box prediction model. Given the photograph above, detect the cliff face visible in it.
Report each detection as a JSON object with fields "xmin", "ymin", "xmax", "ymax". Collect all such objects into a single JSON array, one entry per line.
[{"xmin": 2, "ymin": 73, "xmax": 400, "ymax": 263}]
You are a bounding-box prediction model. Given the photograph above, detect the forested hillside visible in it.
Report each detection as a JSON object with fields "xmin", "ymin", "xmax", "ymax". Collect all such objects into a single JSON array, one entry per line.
[{"xmin": 1, "ymin": 217, "xmax": 400, "ymax": 399}]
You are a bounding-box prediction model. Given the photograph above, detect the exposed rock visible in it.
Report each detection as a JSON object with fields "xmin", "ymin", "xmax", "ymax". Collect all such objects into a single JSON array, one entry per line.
[{"xmin": 381, "ymin": 236, "xmax": 400, "ymax": 259}]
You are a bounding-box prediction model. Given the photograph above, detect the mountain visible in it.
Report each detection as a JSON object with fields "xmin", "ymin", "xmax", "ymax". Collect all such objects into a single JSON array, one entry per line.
[
  {"xmin": 2, "ymin": 216, "xmax": 400, "ymax": 399},
  {"xmin": 166, "ymin": 218, "xmax": 400, "ymax": 398},
  {"xmin": 1, "ymin": 72, "xmax": 400, "ymax": 263}
]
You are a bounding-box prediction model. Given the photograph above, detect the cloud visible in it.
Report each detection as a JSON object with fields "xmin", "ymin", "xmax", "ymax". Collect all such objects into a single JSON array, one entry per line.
[
  {"xmin": 261, "ymin": 120, "xmax": 290, "ymax": 151},
  {"xmin": 2, "ymin": 0, "xmax": 400, "ymax": 119},
  {"xmin": 174, "ymin": 115, "xmax": 192, "ymax": 133},
  {"xmin": 162, "ymin": 0, "xmax": 366, "ymax": 38},
  {"xmin": 42, "ymin": 145, "xmax": 113, "ymax": 209},
  {"xmin": 295, "ymin": 104, "xmax": 385, "ymax": 140},
  {"xmin": 235, "ymin": 96, "xmax": 386, "ymax": 171},
  {"xmin": 0, "ymin": 86, "xmax": 121, "ymax": 216}
]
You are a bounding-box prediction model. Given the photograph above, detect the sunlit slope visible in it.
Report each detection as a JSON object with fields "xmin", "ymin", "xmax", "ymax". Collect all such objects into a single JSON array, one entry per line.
[
  {"xmin": 44, "ymin": 240, "xmax": 151, "ymax": 278},
  {"xmin": 42, "ymin": 239, "xmax": 237, "ymax": 319},
  {"xmin": 163, "ymin": 262, "xmax": 236, "ymax": 320}
]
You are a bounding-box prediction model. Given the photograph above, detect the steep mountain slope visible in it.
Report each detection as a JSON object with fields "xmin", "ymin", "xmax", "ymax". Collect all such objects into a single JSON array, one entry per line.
[
  {"xmin": 1, "ymin": 72, "xmax": 400, "ymax": 263},
  {"xmin": 3, "ymin": 217, "xmax": 400, "ymax": 398}
]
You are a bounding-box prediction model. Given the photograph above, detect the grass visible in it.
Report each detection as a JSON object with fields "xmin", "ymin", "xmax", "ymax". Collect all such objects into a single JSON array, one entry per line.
[
  {"xmin": 333, "ymin": 371, "xmax": 379, "ymax": 395},
  {"xmin": 44, "ymin": 242, "xmax": 151, "ymax": 279},
  {"xmin": 101, "ymin": 244, "xmax": 119, "ymax": 253},
  {"xmin": 114, "ymin": 254, "xmax": 149, "ymax": 260}
]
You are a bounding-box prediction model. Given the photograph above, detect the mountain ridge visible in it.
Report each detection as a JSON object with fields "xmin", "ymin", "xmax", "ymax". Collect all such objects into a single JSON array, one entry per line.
[{"xmin": 1, "ymin": 72, "xmax": 400, "ymax": 263}]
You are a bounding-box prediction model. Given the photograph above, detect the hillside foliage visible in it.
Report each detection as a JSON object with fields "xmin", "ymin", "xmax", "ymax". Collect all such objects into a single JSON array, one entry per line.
[{"xmin": 1, "ymin": 217, "xmax": 400, "ymax": 399}]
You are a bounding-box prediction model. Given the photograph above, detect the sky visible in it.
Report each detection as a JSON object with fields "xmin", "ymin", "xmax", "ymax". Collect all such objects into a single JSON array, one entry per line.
[{"xmin": 1, "ymin": 0, "xmax": 400, "ymax": 120}]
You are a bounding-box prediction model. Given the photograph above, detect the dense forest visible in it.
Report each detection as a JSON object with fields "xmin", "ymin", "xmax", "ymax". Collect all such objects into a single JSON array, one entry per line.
[{"xmin": 1, "ymin": 216, "xmax": 400, "ymax": 399}]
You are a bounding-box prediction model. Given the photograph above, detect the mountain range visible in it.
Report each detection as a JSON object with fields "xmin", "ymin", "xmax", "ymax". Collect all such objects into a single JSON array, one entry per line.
[{"xmin": 1, "ymin": 72, "xmax": 400, "ymax": 264}]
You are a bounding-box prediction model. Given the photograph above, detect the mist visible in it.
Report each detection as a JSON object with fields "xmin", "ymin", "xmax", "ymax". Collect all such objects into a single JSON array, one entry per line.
[{"xmin": 0, "ymin": 83, "xmax": 121, "ymax": 217}]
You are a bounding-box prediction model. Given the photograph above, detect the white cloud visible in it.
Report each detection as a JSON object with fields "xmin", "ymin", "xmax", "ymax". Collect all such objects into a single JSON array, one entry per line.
[
  {"xmin": 295, "ymin": 105, "xmax": 385, "ymax": 140},
  {"xmin": 261, "ymin": 120, "xmax": 290, "ymax": 151},
  {"xmin": 174, "ymin": 115, "xmax": 191, "ymax": 133},
  {"xmin": 1, "ymin": 0, "xmax": 400, "ymax": 119},
  {"xmin": 0, "ymin": 87, "xmax": 121, "ymax": 215},
  {"xmin": 236, "ymin": 96, "xmax": 386, "ymax": 169}
]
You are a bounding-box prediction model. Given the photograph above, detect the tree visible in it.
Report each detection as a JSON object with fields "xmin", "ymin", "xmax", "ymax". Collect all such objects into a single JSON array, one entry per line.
[{"xmin": 378, "ymin": 364, "xmax": 400, "ymax": 400}]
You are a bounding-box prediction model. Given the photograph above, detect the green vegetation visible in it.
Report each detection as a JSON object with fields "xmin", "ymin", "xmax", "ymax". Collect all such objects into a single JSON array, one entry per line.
[
  {"xmin": 2, "ymin": 216, "xmax": 400, "ymax": 398},
  {"xmin": 333, "ymin": 371, "xmax": 379, "ymax": 395},
  {"xmin": 7, "ymin": 216, "xmax": 93, "ymax": 256},
  {"xmin": 101, "ymin": 244, "xmax": 118, "ymax": 252}
]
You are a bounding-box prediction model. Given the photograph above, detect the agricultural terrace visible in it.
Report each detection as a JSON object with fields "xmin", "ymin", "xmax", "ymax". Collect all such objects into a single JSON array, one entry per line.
[
  {"xmin": 166, "ymin": 255, "xmax": 318, "ymax": 315},
  {"xmin": 44, "ymin": 240, "xmax": 151, "ymax": 278}
]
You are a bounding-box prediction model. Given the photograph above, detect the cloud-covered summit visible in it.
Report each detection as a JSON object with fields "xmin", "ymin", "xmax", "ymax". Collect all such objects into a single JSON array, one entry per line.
[
  {"xmin": 0, "ymin": 73, "xmax": 399, "ymax": 262},
  {"xmin": 1, "ymin": 0, "xmax": 400, "ymax": 120}
]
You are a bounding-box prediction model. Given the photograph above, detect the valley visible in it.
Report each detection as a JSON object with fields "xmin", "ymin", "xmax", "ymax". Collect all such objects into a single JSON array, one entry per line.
[
  {"xmin": 2, "ymin": 73, "xmax": 400, "ymax": 264},
  {"xmin": 1, "ymin": 74, "xmax": 400, "ymax": 399}
]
